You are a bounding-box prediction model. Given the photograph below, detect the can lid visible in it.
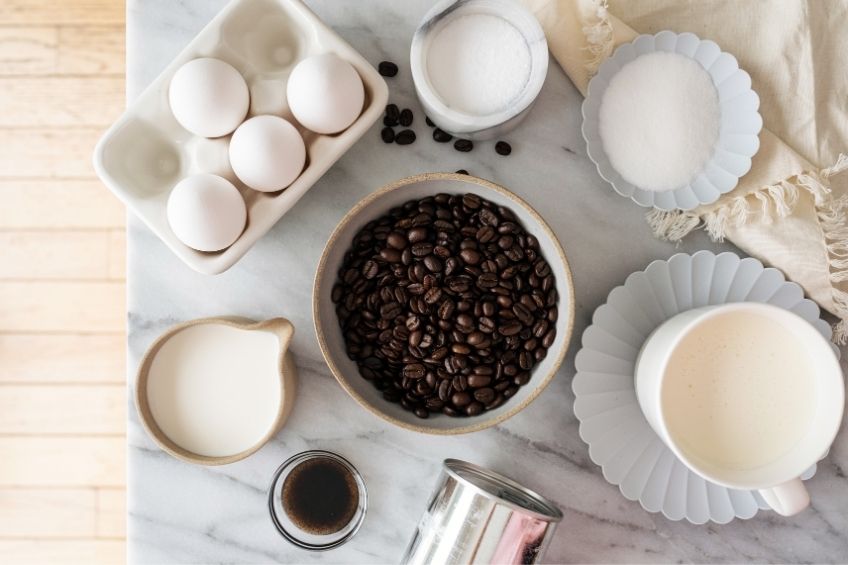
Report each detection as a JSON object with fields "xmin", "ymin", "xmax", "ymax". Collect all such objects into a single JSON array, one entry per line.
[{"xmin": 444, "ymin": 459, "xmax": 563, "ymax": 521}]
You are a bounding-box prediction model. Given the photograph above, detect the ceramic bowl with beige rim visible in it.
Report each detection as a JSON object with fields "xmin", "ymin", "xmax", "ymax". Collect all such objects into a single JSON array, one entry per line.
[
  {"xmin": 136, "ymin": 317, "xmax": 297, "ymax": 465},
  {"xmin": 313, "ymin": 173, "xmax": 575, "ymax": 434}
]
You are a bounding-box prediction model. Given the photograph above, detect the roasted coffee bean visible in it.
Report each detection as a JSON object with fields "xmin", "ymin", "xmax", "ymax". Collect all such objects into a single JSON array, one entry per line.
[
  {"xmin": 399, "ymin": 108, "xmax": 413, "ymax": 126},
  {"xmin": 495, "ymin": 141, "xmax": 512, "ymax": 155},
  {"xmin": 499, "ymin": 321, "xmax": 522, "ymax": 336},
  {"xmin": 411, "ymin": 242, "xmax": 433, "ymax": 256},
  {"xmin": 383, "ymin": 114, "xmax": 398, "ymax": 127},
  {"xmin": 387, "ymin": 231, "xmax": 407, "ymax": 249},
  {"xmin": 333, "ymin": 193, "xmax": 558, "ymax": 418},
  {"xmin": 381, "ymin": 127, "xmax": 395, "ymax": 143},
  {"xmin": 542, "ymin": 328, "xmax": 557, "ymax": 348},
  {"xmin": 473, "ymin": 387, "xmax": 495, "ymax": 404},
  {"xmin": 455, "ymin": 169, "xmax": 469, "ymax": 175},
  {"xmin": 451, "ymin": 391, "xmax": 472, "ymax": 407},
  {"xmin": 460, "ymin": 248, "xmax": 481, "ymax": 265},
  {"xmin": 465, "ymin": 402, "xmax": 483, "ymax": 416},
  {"xmin": 407, "ymin": 227, "xmax": 428, "ymax": 244},
  {"xmin": 433, "ymin": 128, "xmax": 453, "ymax": 142},
  {"xmin": 454, "ymin": 139, "xmax": 473, "ymax": 152},
  {"xmin": 395, "ymin": 129, "xmax": 416, "ymax": 145},
  {"xmin": 468, "ymin": 374, "xmax": 492, "ymax": 388},
  {"xmin": 425, "ymin": 116, "xmax": 435, "ymax": 127},
  {"xmin": 379, "ymin": 61, "xmax": 398, "ymax": 77},
  {"xmin": 513, "ymin": 303, "xmax": 533, "ymax": 326},
  {"xmin": 424, "ymin": 255, "xmax": 443, "ymax": 272}
]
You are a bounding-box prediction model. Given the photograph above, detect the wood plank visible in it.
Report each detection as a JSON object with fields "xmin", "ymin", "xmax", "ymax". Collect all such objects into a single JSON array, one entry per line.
[
  {"xmin": 0, "ymin": 128, "xmax": 103, "ymax": 178},
  {"xmin": 108, "ymin": 230, "xmax": 126, "ymax": 279},
  {"xmin": 0, "ymin": 540, "xmax": 125, "ymax": 564},
  {"xmin": 96, "ymin": 488, "xmax": 125, "ymax": 538},
  {"xmin": 0, "ymin": 180, "xmax": 124, "ymax": 229},
  {"xmin": 0, "ymin": 385, "xmax": 125, "ymax": 435},
  {"xmin": 58, "ymin": 26, "xmax": 124, "ymax": 75},
  {"xmin": 0, "ymin": 26, "xmax": 125, "ymax": 76},
  {"xmin": 0, "ymin": 488, "xmax": 96, "ymax": 538},
  {"xmin": 0, "ymin": 1, "xmax": 125, "ymax": 26},
  {"xmin": 0, "ymin": 27, "xmax": 56, "ymax": 75},
  {"xmin": 0, "ymin": 437, "xmax": 125, "ymax": 487},
  {"xmin": 0, "ymin": 77, "xmax": 124, "ymax": 127},
  {"xmin": 0, "ymin": 281, "xmax": 125, "ymax": 332},
  {"xmin": 0, "ymin": 334, "xmax": 125, "ymax": 384},
  {"xmin": 0, "ymin": 230, "xmax": 125, "ymax": 280}
]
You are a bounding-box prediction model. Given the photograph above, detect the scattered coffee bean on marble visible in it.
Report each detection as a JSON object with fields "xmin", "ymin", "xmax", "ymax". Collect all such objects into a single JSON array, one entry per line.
[
  {"xmin": 332, "ymin": 193, "xmax": 559, "ymax": 419},
  {"xmin": 454, "ymin": 139, "xmax": 473, "ymax": 152},
  {"xmin": 378, "ymin": 61, "xmax": 398, "ymax": 77},
  {"xmin": 399, "ymin": 108, "xmax": 413, "ymax": 127},
  {"xmin": 433, "ymin": 128, "xmax": 452, "ymax": 143},
  {"xmin": 455, "ymin": 169, "xmax": 469, "ymax": 175},
  {"xmin": 381, "ymin": 127, "xmax": 395, "ymax": 144},
  {"xmin": 425, "ymin": 116, "xmax": 435, "ymax": 127},
  {"xmin": 495, "ymin": 141, "xmax": 512, "ymax": 156},
  {"xmin": 395, "ymin": 129, "xmax": 416, "ymax": 145}
]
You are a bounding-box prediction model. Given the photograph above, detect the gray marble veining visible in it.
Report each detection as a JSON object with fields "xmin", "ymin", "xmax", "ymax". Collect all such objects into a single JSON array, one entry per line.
[{"xmin": 126, "ymin": 1, "xmax": 848, "ymax": 562}]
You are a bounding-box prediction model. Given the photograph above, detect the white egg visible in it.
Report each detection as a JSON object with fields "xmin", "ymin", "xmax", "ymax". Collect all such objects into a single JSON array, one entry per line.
[
  {"xmin": 167, "ymin": 174, "xmax": 247, "ymax": 252},
  {"xmin": 228, "ymin": 115, "xmax": 306, "ymax": 192},
  {"xmin": 169, "ymin": 58, "xmax": 249, "ymax": 138},
  {"xmin": 286, "ymin": 53, "xmax": 365, "ymax": 134}
]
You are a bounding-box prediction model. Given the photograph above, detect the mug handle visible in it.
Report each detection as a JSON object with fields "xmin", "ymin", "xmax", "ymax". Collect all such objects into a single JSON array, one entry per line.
[{"xmin": 758, "ymin": 478, "xmax": 810, "ymax": 516}]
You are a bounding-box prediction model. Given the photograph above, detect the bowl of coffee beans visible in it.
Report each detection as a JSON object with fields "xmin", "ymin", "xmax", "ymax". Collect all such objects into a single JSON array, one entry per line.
[{"xmin": 313, "ymin": 173, "xmax": 575, "ymax": 434}]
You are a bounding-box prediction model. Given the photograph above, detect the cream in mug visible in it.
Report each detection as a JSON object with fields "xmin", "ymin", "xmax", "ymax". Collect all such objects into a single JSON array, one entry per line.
[{"xmin": 661, "ymin": 309, "xmax": 817, "ymax": 472}]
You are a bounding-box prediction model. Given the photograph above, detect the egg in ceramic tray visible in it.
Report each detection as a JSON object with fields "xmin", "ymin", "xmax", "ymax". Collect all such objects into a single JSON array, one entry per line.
[{"xmin": 93, "ymin": 0, "xmax": 388, "ymax": 274}]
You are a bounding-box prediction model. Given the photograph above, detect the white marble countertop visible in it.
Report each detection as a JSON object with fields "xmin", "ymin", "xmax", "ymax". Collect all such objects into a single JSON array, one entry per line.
[{"xmin": 126, "ymin": 1, "xmax": 848, "ymax": 562}]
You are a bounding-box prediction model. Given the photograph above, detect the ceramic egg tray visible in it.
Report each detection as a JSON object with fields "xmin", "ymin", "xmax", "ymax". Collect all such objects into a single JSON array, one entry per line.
[{"xmin": 94, "ymin": 0, "xmax": 388, "ymax": 274}]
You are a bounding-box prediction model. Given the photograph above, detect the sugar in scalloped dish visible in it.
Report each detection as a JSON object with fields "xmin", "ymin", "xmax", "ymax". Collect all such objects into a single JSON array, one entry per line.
[{"xmin": 598, "ymin": 51, "xmax": 720, "ymax": 192}]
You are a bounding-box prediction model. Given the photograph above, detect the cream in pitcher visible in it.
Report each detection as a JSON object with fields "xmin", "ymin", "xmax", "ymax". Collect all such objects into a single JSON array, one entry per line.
[{"xmin": 635, "ymin": 303, "xmax": 844, "ymax": 516}]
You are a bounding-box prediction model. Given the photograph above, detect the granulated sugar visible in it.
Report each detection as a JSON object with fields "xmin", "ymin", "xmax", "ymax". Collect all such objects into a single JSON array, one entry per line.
[
  {"xmin": 426, "ymin": 14, "xmax": 531, "ymax": 116},
  {"xmin": 599, "ymin": 51, "xmax": 720, "ymax": 192}
]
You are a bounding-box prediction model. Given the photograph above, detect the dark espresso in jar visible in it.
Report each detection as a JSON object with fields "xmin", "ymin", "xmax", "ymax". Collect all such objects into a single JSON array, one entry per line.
[
  {"xmin": 281, "ymin": 456, "xmax": 359, "ymax": 535},
  {"xmin": 332, "ymin": 193, "xmax": 559, "ymax": 419}
]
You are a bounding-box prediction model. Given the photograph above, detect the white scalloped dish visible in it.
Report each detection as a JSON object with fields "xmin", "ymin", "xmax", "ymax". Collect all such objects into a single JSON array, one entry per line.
[
  {"xmin": 573, "ymin": 251, "xmax": 839, "ymax": 524},
  {"xmin": 582, "ymin": 31, "xmax": 762, "ymax": 211}
]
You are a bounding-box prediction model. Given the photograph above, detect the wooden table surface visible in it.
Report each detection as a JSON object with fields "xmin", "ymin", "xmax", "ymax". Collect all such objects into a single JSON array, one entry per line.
[{"xmin": 0, "ymin": 1, "xmax": 127, "ymax": 562}]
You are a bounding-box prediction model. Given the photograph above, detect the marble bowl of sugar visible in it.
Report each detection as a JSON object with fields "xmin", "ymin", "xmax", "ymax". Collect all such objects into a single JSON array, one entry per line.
[
  {"xmin": 410, "ymin": 0, "xmax": 548, "ymax": 141},
  {"xmin": 582, "ymin": 31, "xmax": 762, "ymax": 211}
]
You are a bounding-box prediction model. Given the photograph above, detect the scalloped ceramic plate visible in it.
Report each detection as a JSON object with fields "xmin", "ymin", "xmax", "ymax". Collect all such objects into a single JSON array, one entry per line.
[
  {"xmin": 573, "ymin": 251, "xmax": 839, "ymax": 524},
  {"xmin": 582, "ymin": 31, "xmax": 762, "ymax": 211}
]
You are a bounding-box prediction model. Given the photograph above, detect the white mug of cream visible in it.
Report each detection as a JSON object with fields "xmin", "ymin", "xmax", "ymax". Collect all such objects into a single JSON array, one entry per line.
[{"xmin": 634, "ymin": 302, "xmax": 844, "ymax": 516}]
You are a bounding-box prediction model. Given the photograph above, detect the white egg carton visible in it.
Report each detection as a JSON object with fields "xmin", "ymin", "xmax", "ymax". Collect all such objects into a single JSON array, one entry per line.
[{"xmin": 94, "ymin": 0, "xmax": 388, "ymax": 274}]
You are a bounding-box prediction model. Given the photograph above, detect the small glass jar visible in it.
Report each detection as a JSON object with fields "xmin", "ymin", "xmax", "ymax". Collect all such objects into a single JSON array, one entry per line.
[
  {"xmin": 410, "ymin": 0, "xmax": 549, "ymax": 141},
  {"xmin": 267, "ymin": 450, "xmax": 367, "ymax": 551}
]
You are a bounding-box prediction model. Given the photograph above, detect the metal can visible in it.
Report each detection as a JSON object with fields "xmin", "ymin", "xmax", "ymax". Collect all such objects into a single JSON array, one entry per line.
[{"xmin": 401, "ymin": 459, "xmax": 563, "ymax": 564}]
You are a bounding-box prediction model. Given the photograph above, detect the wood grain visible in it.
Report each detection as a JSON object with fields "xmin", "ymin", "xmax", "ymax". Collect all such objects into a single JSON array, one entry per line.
[
  {"xmin": 0, "ymin": 281, "xmax": 125, "ymax": 332},
  {"xmin": 2, "ymin": 1, "xmax": 128, "ymax": 559},
  {"xmin": 0, "ymin": 230, "xmax": 124, "ymax": 280},
  {"xmin": 0, "ymin": 540, "xmax": 125, "ymax": 564},
  {"xmin": 58, "ymin": 27, "xmax": 125, "ymax": 75},
  {"xmin": 0, "ymin": 1, "xmax": 125, "ymax": 25},
  {"xmin": 0, "ymin": 180, "xmax": 124, "ymax": 229},
  {"xmin": 0, "ymin": 77, "xmax": 124, "ymax": 126},
  {"xmin": 0, "ymin": 334, "xmax": 125, "ymax": 384},
  {"xmin": 0, "ymin": 437, "xmax": 125, "ymax": 487},
  {"xmin": 0, "ymin": 26, "xmax": 125, "ymax": 76},
  {"xmin": 0, "ymin": 385, "xmax": 125, "ymax": 435},
  {"xmin": 0, "ymin": 128, "xmax": 105, "ymax": 178},
  {"xmin": 0, "ymin": 488, "xmax": 96, "ymax": 538},
  {"xmin": 96, "ymin": 488, "xmax": 126, "ymax": 538}
]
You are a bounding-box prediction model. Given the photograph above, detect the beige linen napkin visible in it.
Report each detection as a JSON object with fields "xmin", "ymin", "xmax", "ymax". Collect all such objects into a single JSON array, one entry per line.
[{"xmin": 521, "ymin": 0, "xmax": 848, "ymax": 341}]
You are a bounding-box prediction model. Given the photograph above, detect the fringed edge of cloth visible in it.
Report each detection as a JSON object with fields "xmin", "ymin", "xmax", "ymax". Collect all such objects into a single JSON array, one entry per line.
[
  {"xmin": 583, "ymin": 0, "xmax": 614, "ymax": 73},
  {"xmin": 646, "ymin": 154, "xmax": 848, "ymax": 344}
]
